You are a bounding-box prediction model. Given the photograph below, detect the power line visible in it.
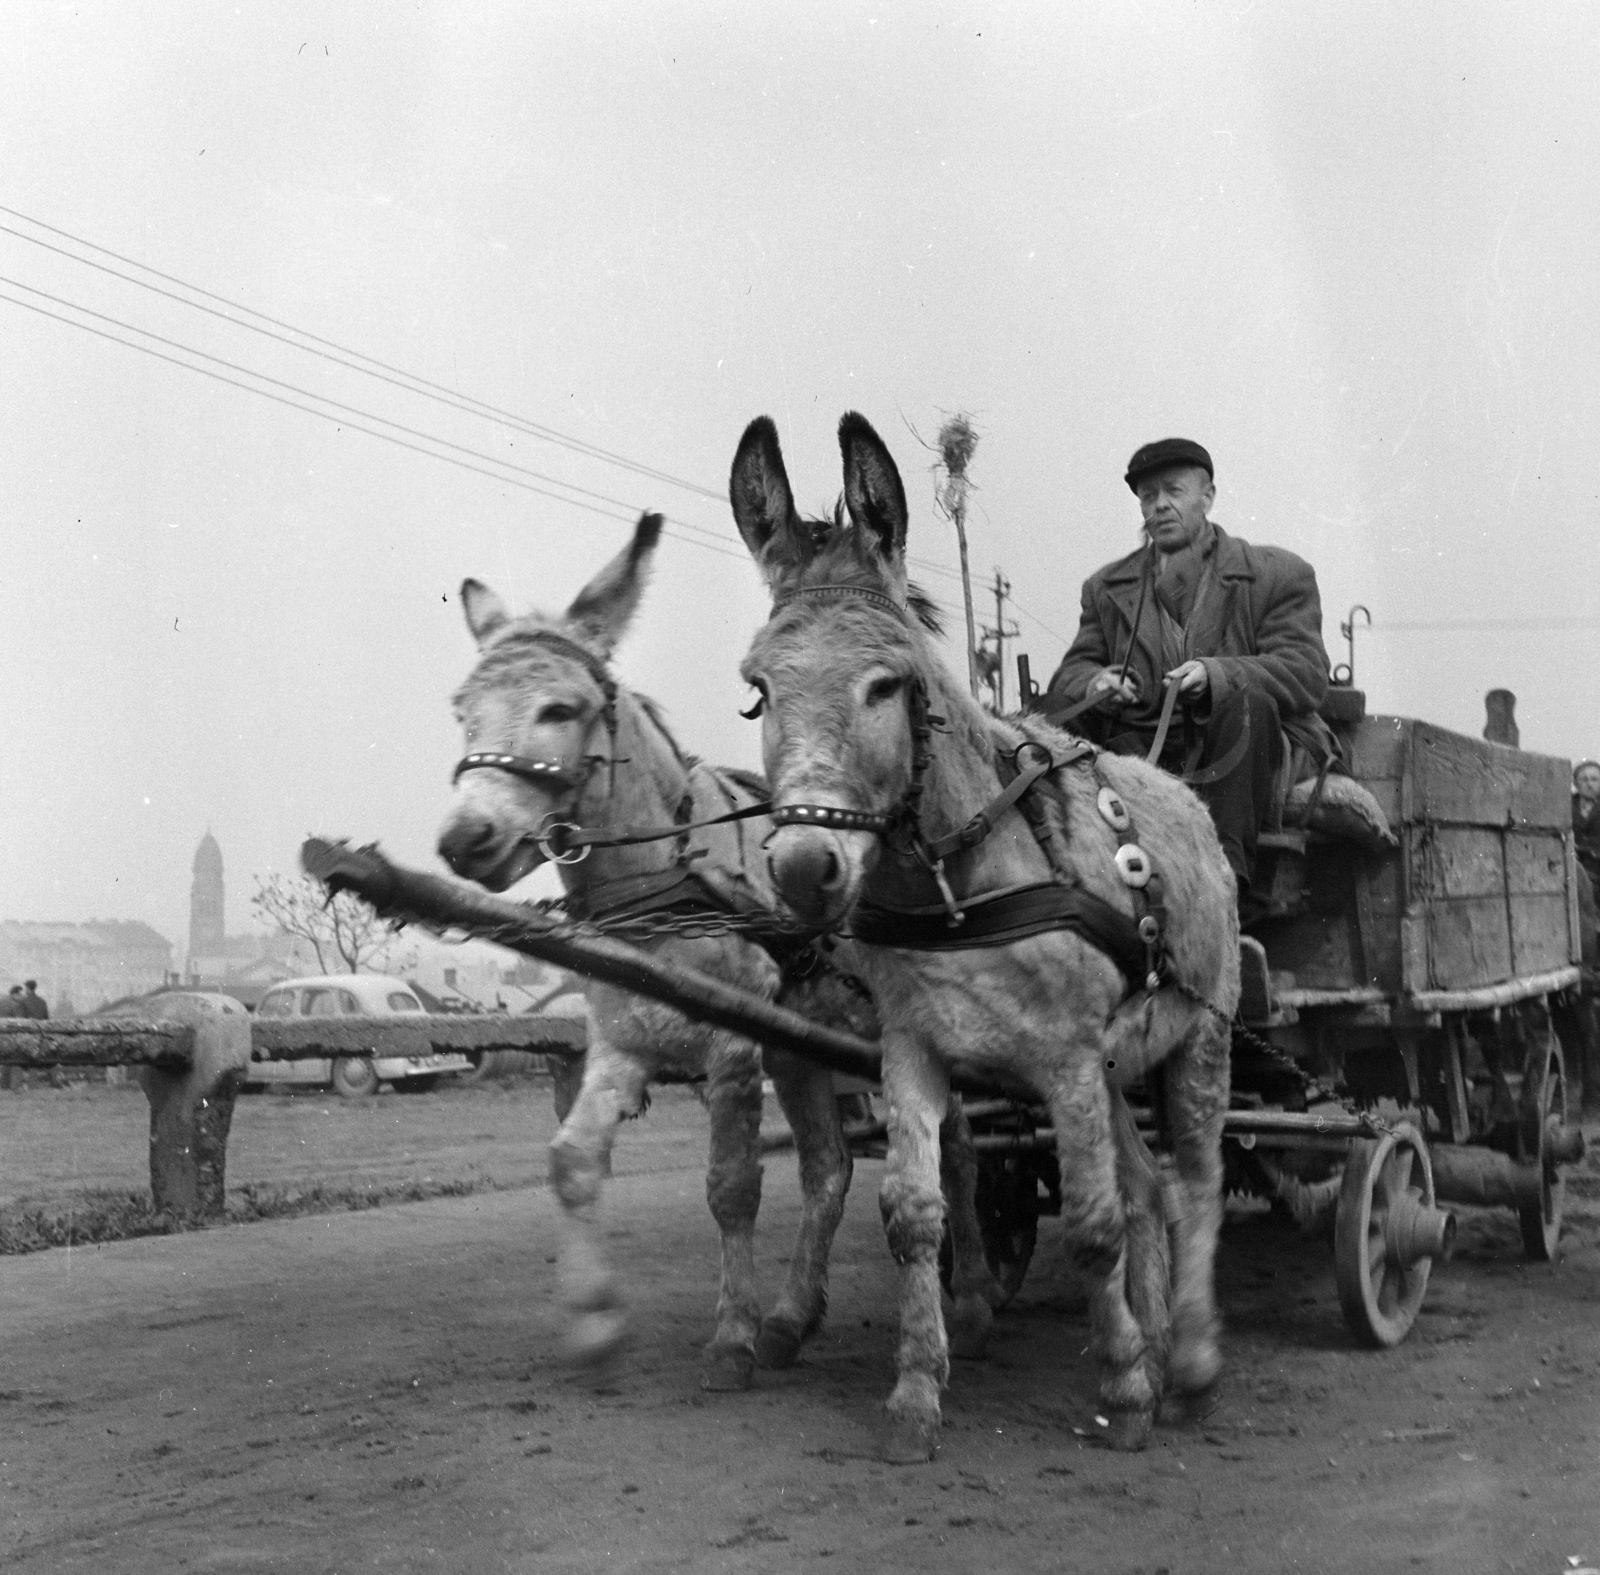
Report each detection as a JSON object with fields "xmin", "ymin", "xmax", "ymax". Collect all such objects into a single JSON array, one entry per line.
[
  {"xmin": 0, "ymin": 287, "xmax": 753, "ymax": 565},
  {"xmin": 1371, "ymin": 617, "xmax": 1600, "ymax": 632},
  {"xmin": 0, "ymin": 206, "xmax": 1037, "ymax": 622},
  {"xmin": 0, "ymin": 205, "xmax": 729, "ymax": 504},
  {"xmin": 0, "ymin": 272, "xmax": 743, "ymax": 555}
]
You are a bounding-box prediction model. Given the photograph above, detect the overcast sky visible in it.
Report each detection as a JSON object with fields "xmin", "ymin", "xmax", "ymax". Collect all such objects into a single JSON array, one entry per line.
[{"xmin": 2, "ymin": 2, "xmax": 1596, "ymax": 954}]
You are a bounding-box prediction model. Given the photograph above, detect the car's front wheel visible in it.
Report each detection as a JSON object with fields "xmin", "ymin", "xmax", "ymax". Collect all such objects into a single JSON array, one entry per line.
[{"xmin": 331, "ymin": 1057, "xmax": 379, "ymax": 1098}]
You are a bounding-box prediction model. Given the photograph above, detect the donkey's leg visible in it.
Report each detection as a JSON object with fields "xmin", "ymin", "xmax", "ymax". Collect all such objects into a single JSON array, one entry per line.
[
  {"xmin": 756, "ymin": 1049, "xmax": 852, "ymax": 1369},
  {"xmin": 878, "ymin": 1045, "xmax": 951, "ymax": 1463},
  {"xmin": 1111, "ymin": 1086, "xmax": 1170, "ymax": 1403},
  {"xmin": 939, "ymin": 1098, "xmax": 996, "ymax": 1359},
  {"xmin": 1160, "ymin": 1015, "xmax": 1231, "ymax": 1416},
  {"xmin": 1047, "ymin": 1057, "xmax": 1157, "ymax": 1451},
  {"xmin": 548, "ymin": 1036, "xmax": 648, "ymax": 1368},
  {"xmin": 700, "ymin": 1034, "xmax": 767, "ymax": 1391}
]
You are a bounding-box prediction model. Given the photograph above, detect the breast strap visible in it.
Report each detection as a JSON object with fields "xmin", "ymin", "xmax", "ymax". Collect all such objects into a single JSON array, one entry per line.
[{"xmin": 848, "ymin": 880, "xmax": 1147, "ymax": 980}]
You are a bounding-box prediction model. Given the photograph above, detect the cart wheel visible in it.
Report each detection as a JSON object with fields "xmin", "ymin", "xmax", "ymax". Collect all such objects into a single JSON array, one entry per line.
[
  {"xmin": 1518, "ymin": 1029, "xmax": 1567, "ymax": 1262},
  {"xmin": 1334, "ymin": 1122, "xmax": 1451, "ymax": 1348},
  {"xmin": 939, "ymin": 1158, "xmax": 1038, "ymax": 1309}
]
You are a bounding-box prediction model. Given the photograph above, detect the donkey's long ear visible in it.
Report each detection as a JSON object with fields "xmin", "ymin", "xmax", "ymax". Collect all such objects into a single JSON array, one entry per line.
[
  {"xmin": 564, "ymin": 512, "xmax": 664, "ymax": 655},
  {"xmin": 730, "ymin": 416, "xmax": 804, "ymax": 573},
  {"xmin": 839, "ymin": 411, "xmax": 908, "ymax": 564},
  {"xmin": 461, "ymin": 579, "xmax": 512, "ymax": 648}
]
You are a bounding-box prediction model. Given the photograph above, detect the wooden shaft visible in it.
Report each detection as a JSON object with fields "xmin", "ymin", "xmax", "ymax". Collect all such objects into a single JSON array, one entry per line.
[{"xmin": 300, "ymin": 839, "xmax": 888, "ymax": 1085}]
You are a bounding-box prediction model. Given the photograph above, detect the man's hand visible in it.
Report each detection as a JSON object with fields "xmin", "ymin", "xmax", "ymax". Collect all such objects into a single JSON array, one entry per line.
[
  {"xmin": 1087, "ymin": 668, "xmax": 1141, "ymax": 706},
  {"xmin": 1165, "ymin": 659, "xmax": 1210, "ymax": 700}
]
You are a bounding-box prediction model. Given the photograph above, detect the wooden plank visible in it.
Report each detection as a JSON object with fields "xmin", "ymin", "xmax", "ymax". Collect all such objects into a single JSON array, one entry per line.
[
  {"xmin": 1505, "ymin": 830, "xmax": 1569, "ymax": 897},
  {"xmin": 1407, "ymin": 722, "xmax": 1570, "ymax": 828},
  {"xmin": 1348, "ymin": 716, "xmax": 1409, "ymax": 781},
  {"xmin": 1424, "ymin": 896, "xmax": 1513, "ymax": 990},
  {"xmin": 252, "ymin": 1014, "xmax": 588, "ymax": 1062},
  {"xmin": 1509, "ymin": 893, "xmax": 1577, "ymax": 978},
  {"xmin": 1422, "ymin": 827, "xmax": 1507, "ymax": 900},
  {"xmin": 1360, "ymin": 778, "xmax": 1402, "ymax": 827},
  {"xmin": 0, "ymin": 1018, "xmax": 195, "ymax": 1068}
]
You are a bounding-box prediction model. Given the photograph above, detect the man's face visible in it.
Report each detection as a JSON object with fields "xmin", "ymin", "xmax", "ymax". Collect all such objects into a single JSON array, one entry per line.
[
  {"xmin": 1136, "ymin": 464, "xmax": 1214, "ymax": 553},
  {"xmin": 1576, "ymin": 765, "xmax": 1600, "ymax": 799}
]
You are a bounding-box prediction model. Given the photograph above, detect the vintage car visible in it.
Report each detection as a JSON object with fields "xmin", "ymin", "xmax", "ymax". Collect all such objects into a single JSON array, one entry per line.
[{"xmin": 247, "ymin": 973, "xmax": 471, "ymax": 1096}]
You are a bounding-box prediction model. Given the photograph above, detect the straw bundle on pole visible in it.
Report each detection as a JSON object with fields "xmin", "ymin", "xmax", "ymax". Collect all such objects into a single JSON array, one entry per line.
[{"xmin": 935, "ymin": 414, "xmax": 982, "ymax": 701}]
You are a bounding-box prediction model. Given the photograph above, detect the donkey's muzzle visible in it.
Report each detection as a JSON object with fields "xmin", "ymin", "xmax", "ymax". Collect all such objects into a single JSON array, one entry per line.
[
  {"xmin": 437, "ymin": 808, "xmax": 536, "ymax": 890},
  {"xmin": 766, "ymin": 825, "xmax": 853, "ymax": 928}
]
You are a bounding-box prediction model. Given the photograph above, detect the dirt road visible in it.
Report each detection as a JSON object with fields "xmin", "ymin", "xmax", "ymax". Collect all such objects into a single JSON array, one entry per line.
[{"xmin": 3, "ymin": 1083, "xmax": 1599, "ymax": 1573}]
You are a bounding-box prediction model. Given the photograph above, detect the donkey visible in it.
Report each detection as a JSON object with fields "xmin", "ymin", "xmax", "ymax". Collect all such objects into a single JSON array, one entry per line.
[
  {"xmin": 436, "ymin": 512, "xmax": 998, "ymax": 1391},
  {"xmin": 731, "ymin": 413, "xmax": 1238, "ymax": 1461}
]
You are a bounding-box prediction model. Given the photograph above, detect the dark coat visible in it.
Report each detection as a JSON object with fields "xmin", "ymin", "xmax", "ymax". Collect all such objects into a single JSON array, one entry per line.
[
  {"xmin": 1574, "ymin": 795, "xmax": 1600, "ymax": 893},
  {"xmin": 1045, "ymin": 523, "xmax": 1335, "ymax": 767}
]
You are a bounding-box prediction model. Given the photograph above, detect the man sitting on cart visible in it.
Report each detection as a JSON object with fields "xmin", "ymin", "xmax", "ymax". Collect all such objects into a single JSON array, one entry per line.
[{"xmin": 1043, "ymin": 437, "xmax": 1335, "ymax": 920}]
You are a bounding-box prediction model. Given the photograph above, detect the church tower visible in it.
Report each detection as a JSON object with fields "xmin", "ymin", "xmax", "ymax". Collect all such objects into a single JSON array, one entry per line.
[{"xmin": 189, "ymin": 830, "xmax": 225, "ymax": 965}]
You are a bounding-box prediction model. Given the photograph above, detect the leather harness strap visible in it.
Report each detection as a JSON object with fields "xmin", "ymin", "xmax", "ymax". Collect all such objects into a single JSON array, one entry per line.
[{"xmin": 848, "ymin": 880, "xmax": 1148, "ymax": 974}]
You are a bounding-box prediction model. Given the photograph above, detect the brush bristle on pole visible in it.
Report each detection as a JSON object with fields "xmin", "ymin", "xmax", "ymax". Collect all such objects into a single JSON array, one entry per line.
[{"xmin": 936, "ymin": 414, "xmax": 982, "ymax": 703}]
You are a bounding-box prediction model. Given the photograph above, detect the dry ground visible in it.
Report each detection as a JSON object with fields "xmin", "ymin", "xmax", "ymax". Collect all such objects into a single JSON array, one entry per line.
[{"xmin": 2, "ymin": 1077, "xmax": 1599, "ymax": 1573}]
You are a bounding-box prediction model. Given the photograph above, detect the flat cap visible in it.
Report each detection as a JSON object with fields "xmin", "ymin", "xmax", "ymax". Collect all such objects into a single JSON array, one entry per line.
[{"xmin": 1125, "ymin": 437, "xmax": 1213, "ymax": 492}]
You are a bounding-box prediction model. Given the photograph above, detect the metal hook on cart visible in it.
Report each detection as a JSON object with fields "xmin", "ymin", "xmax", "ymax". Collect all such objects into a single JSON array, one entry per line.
[{"xmin": 1333, "ymin": 604, "xmax": 1370, "ymax": 687}]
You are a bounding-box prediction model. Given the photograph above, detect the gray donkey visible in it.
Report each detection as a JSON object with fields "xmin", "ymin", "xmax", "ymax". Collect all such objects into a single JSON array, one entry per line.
[
  {"xmin": 731, "ymin": 415, "xmax": 1237, "ymax": 1461},
  {"xmin": 437, "ymin": 514, "xmax": 998, "ymax": 1391}
]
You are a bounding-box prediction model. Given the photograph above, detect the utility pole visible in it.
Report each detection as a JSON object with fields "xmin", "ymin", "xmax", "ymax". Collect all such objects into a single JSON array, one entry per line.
[{"xmin": 979, "ymin": 570, "xmax": 1019, "ymax": 712}]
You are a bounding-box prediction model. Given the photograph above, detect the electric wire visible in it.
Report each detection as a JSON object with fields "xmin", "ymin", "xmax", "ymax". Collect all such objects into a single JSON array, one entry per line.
[
  {"xmin": 0, "ymin": 206, "xmax": 726, "ymax": 503},
  {"xmin": 0, "ymin": 272, "xmax": 745, "ymax": 554},
  {"xmin": 0, "ymin": 208, "xmax": 1027, "ymax": 632},
  {"xmin": 0, "ymin": 287, "xmax": 752, "ymax": 564}
]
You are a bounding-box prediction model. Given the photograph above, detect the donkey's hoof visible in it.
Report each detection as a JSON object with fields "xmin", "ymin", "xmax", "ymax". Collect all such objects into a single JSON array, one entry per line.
[
  {"xmin": 1159, "ymin": 1378, "xmax": 1222, "ymax": 1428},
  {"xmin": 947, "ymin": 1296, "xmax": 993, "ymax": 1361},
  {"xmin": 879, "ymin": 1411, "xmax": 940, "ymax": 1464},
  {"xmin": 564, "ymin": 1310, "xmax": 630, "ymax": 1370},
  {"xmin": 754, "ymin": 1318, "xmax": 805, "ymax": 1370},
  {"xmin": 1101, "ymin": 1407, "xmax": 1155, "ymax": 1452},
  {"xmin": 701, "ymin": 1345, "xmax": 756, "ymax": 1392}
]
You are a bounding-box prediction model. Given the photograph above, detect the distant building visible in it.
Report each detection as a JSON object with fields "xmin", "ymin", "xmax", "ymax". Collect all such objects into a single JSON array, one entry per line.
[
  {"xmin": 189, "ymin": 829, "xmax": 226, "ymax": 960},
  {"xmin": 183, "ymin": 832, "xmax": 312, "ymax": 1007},
  {"xmin": 0, "ymin": 920, "xmax": 174, "ymax": 1017}
]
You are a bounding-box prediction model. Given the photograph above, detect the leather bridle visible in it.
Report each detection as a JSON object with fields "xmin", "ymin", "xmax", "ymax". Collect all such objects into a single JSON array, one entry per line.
[{"xmin": 450, "ymin": 629, "xmax": 622, "ymax": 865}]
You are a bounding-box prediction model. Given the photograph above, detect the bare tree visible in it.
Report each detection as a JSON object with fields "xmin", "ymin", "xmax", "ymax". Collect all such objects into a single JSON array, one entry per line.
[{"xmin": 250, "ymin": 872, "xmax": 396, "ymax": 975}]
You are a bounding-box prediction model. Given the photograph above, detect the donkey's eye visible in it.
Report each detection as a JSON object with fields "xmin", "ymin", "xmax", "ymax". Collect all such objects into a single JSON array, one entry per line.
[
  {"xmin": 739, "ymin": 686, "xmax": 767, "ymax": 721},
  {"xmin": 536, "ymin": 702, "xmax": 580, "ymax": 725},
  {"xmin": 865, "ymin": 675, "xmax": 905, "ymax": 706}
]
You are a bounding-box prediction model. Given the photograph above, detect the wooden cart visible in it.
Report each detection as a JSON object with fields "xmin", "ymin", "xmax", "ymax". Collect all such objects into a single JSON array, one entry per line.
[{"xmin": 939, "ymin": 698, "xmax": 1591, "ymax": 1345}]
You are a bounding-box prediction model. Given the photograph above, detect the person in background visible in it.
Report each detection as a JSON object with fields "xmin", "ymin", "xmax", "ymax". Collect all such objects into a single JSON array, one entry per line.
[
  {"xmin": 1571, "ymin": 761, "xmax": 1600, "ymax": 1117},
  {"xmin": 1573, "ymin": 760, "xmax": 1600, "ymax": 890},
  {"xmin": 0, "ymin": 986, "xmax": 23, "ymax": 1090},
  {"xmin": 20, "ymin": 980, "xmax": 49, "ymax": 1020}
]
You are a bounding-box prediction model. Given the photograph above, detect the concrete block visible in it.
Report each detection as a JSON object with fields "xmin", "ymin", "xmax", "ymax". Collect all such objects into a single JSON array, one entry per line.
[{"xmin": 115, "ymin": 993, "xmax": 252, "ymax": 1220}]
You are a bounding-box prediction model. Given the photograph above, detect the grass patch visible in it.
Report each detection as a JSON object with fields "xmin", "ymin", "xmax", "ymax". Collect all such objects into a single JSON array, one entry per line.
[{"xmin": 0, "ymin": 1174, "xmax": 498, "ymax": 1256}]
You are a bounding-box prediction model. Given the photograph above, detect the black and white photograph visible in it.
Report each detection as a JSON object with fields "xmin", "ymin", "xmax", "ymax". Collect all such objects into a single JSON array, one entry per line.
[{"xmin": 2, "ymin": 5, "xmax": 1597, "ymax": 1571}]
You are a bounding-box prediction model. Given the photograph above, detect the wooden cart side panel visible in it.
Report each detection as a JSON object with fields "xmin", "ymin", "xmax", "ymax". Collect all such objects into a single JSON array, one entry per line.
[
  {"xmin": 1310, "ymin": 715, "xmax": 1576, "ymax": 996},
  {"xmin": 1564, "ymin": 834, "xmax": 1583, "ymax": 966},
  {"xmin": 1406, "ymin": 720, "xmax": 1570, "ymax": 828}
]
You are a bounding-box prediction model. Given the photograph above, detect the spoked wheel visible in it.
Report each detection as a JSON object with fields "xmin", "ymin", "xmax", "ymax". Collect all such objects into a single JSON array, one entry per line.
[
  {"xmin": 1518, "ymin": 1029, "xmax": 1568, "ymax": 1262},
  {"xmin": 939, "ymin": 1156, "xmax": 1039, "ymax": 1310},
  {"xmin": 1334, "ymin": 1122, "xmax": 1455, "ymax": 1348}
]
